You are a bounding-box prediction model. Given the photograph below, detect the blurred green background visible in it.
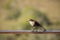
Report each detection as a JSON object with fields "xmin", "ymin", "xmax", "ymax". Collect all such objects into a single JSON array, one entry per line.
[{"xmin": 0, "ymin": 0, "xmax": 60, "ymax": 40}]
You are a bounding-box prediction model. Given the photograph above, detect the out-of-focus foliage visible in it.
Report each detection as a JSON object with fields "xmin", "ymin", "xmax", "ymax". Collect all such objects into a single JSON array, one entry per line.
[
  {"xmin": 0, "ymin": 0, "xmax": 60, "ymax": 40},
  {"xmin": 6, "ymin": 10, "xmax": 21, "ymax": 20}
]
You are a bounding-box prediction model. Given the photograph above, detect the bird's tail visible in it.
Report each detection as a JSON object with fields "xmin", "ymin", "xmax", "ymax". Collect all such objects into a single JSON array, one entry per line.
[{"xmin": 40, "ymin": 26, "xmax": 46, "ymax": 32}]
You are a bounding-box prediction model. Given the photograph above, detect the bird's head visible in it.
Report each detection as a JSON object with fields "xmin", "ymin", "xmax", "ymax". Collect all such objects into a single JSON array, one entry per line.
[
  {"xmin": 28, "ymin": 19, "xmax": 34, "ymax": 21},
  {"xmin": 26, "ymin": 19, "xmax": 35, "ymax": 22}
]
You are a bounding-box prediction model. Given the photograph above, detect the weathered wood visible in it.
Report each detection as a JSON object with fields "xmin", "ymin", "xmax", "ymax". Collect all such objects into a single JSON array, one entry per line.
[{"xmin": 0, "ymin": 30, "xmax": 60, "ymax": 34}]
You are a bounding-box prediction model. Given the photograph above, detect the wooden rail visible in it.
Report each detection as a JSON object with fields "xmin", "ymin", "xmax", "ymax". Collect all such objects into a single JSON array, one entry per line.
[{"xmin": 0, "ymin": 30, "xmax": 60, "ymax": 34}]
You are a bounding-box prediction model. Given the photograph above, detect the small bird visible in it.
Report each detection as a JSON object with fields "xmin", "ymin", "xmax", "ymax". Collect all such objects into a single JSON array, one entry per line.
[{"xmin": 28, "ymin": 19, "xmax": 46, "ymax": 32}]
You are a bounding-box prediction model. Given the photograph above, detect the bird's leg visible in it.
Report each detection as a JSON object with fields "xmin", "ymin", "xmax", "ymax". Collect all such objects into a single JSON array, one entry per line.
[
  {"xmin": 35, "ymin": 27, "xmax": 38, "ymax": 32},
  {"xmin": 32, "ymin": 27, "xmax": 35, "ymax": 32},
  {"xmin": 39, "ymin": 27, "xmax": 43, "ymax": 32},
  {"xmin": 32, "ymin": 27, "xmax": 38, "ymax": 32}
]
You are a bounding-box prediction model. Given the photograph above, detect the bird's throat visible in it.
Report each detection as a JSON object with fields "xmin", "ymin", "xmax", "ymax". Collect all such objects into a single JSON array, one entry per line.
[{"xmin": 29, "ymin": 21, "xmax": 35, "ymax": 26}]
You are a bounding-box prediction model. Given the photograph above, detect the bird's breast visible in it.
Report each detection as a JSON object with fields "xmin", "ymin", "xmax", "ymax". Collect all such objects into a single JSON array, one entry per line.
[{"xmin": 29, "ymin": 21, "xmax": 35, "ymax": 26}]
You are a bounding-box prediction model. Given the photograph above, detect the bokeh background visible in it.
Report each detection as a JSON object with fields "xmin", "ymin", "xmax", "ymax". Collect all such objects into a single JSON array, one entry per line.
[{"xmin": 0, "ymin": 0, "xmax": 60, "ymax": 40}]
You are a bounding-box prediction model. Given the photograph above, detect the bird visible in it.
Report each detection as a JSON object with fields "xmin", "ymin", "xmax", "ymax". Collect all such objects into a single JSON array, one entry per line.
[{"xmin": 28, "ymin": 19, "xmax": 46, "ymax": 32}]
